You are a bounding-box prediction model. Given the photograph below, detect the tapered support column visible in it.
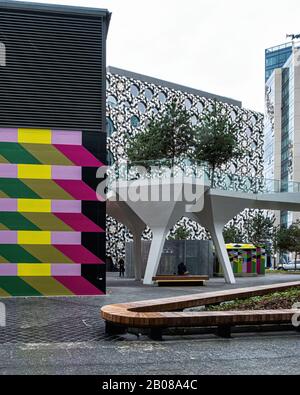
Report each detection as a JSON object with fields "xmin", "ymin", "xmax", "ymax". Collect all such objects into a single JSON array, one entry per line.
[
  {"xmin": 132, "ymin": 232, "xmax": 142, "ymax": 281},
  {"xmin": 209, "ymin": 225, "xmax": 236, "ymax": 285},
  {"xmin": 143, "ymin": 228, "xmax": 169, "ymax": 285}
]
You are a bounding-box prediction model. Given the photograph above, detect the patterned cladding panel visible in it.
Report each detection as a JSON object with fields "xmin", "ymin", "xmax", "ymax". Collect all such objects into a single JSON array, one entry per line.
[
  {"xmin": 106, "ymin": 71, "xmax": 265, "ymax": 262},
  {"xmin": 216, "ymin": 248, "xmax": 266, "ymax": 276},
  {"xmin": 0, "ymin": 128, "xmax": 105, "ymax": 297}
]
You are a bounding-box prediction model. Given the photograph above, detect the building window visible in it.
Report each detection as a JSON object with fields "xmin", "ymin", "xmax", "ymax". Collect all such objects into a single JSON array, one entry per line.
[
  {"xmin": 184, "ymin": 98, "xmax": 192, "ymax": 110},
  {"xmin": 196, "ymin": 102, "xmax": 204, "ymax": 113},
  {"xmin": 158, "ymin": 92, "xmax": 166, "ymax": 103},
  {"xmin": 107, "ymin": 95, "xmax": 117, "ymax": 108},
  {"xmin": 144, "ymin": 88, "xmax": 153, "ymax": 101},
  {"xmin": 230, "ymin": 110, "xmax": 237, "ymax": 121},
  {"xmin": 138, "ymin": 102, "xmax": 146, "ymax": 114},
  {"xmin": 131, "ymin": 115, "xmax": 140, "ymax": 128},
  {"xmin": 130, "ymin": 84, "xmax": 139, "ymax": 97},
  {"xmin": 245, "ymin": 127, "xmax": 252, "ymax": 138},
  {"xmin": 190, "ymin": 115, "xmax": 198, "ymax": 126},
  {"xmin": 106, "ymin": 117, "xmax": 115, "ymax": 137}
]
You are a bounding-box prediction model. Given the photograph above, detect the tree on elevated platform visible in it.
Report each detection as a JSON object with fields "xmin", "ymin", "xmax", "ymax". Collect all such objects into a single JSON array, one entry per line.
[
  {"xmin": 193, "ymin": 100, "xmax": 242, "ymax": 188},
  {"xmin": 127, "ymin": 100, "xmax": 197, "ymax": 169}
]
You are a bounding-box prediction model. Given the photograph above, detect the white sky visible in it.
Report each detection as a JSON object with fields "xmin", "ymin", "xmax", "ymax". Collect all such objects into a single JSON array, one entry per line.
[{"xmin": 15, "ymin": 0, "xmax": 300, "ymax": 112}]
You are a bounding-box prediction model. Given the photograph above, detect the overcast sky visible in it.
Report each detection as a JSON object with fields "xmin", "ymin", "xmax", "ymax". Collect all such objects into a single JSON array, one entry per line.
[{"xmin": 19, "ymin": 0, "xmax": 300, "ymax": 112}]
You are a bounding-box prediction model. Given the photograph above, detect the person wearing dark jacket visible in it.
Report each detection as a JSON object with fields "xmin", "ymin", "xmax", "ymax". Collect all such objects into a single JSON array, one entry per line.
[
  {"xmin": 177, "ymin": 262, "xmax": 189, "ymax": 276},
  {"xmin": 119, "ymin": 259, "xmax": 125, "ymax": 278}
]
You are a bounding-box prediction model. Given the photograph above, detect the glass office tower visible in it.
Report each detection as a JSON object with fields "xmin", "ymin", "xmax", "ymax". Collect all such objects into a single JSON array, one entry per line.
[
  {"xmin": 264, "ymin": 45, "xmax": 300, "ymax": 228},
  {"xmin": 265, "ymin": 43, "xmax": 293, "ymax": 82}
]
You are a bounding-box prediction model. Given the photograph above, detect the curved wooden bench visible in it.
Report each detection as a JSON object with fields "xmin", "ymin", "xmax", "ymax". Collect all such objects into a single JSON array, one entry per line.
[{"xmin": 101, "ymin": 281, "xmax": 300, "ymax": 339}]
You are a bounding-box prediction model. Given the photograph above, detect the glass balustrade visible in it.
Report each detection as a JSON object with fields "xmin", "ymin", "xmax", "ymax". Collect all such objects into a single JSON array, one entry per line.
[{"xmin": 107, "ymin": 159, "xmax": 300, "ymax": 195}]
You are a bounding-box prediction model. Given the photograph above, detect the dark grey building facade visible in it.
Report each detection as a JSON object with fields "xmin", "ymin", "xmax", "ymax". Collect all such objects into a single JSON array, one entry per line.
[{"xmin": 0, "ymin": 1, "xmax": 110, "ymax": 296}]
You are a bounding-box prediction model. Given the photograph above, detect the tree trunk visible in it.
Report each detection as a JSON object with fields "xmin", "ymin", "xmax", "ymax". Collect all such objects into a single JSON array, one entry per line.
[
  {"xmin": 295, "ymin": 252, "xmax": 298, "ymax": 271},
  {"xmin": 171, "ymin": 156, "xmax": 175, "ymax": 178},
  {"xmin": 211, "ymin": 165, "xmax": 216, "ymax": 189},
  {"xmin": 273, "ymin": 254, "xmax": 277, "ymax": 270}
]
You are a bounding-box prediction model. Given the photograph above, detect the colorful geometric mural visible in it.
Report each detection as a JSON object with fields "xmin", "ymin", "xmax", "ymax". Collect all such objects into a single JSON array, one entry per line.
[
  {"xmin": 0, "ymin": 128, "xmax": 106, "ymax": 297},
  {"xmin": 215, "ymin": 244, "xmax": 266, "ymax": 277}
]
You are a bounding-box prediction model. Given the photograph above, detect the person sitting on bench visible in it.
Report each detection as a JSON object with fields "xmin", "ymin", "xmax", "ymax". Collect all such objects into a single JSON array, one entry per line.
[{"xmin": 177, "ymin": 262, "xmax": 189, "ymax": 276}]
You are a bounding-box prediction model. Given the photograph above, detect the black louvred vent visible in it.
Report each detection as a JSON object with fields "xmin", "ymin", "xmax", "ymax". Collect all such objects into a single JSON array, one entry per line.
[{"xmin": 0, "ymin": 7, "xmax": 106, "ymax": 132}]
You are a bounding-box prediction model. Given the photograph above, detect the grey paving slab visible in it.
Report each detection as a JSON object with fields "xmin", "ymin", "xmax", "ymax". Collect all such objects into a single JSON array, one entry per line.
[{"xmin": 0, "ymin": 274, "xmax": 299, "ymax": 375}]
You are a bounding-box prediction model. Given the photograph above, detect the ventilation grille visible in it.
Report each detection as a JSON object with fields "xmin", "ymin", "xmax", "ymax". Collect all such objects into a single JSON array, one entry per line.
[{"xmin": 0, "ymin": 9, "xmax": 105, "ymax": 132}]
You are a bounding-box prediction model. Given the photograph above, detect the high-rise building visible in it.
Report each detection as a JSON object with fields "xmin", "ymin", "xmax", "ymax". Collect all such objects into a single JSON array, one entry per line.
[
  {"xmin": 0, "ymin": 1, "xmax": 110, "ymax": 296},
  {"xmin": 265, "ymin": 42, "xmax": 293, "ymax": 82},
  {"xmin": 264, "ymin": 44, "xmax": 300, "ymax": 227}
]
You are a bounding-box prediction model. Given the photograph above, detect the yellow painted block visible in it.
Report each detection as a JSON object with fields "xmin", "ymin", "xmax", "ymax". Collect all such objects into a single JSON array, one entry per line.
[
  {"xmin": 18, "ymin": 164, "xmax": 51, "ymax": 179},
  {"xmin": 18, "ymin": 129, "xmax": 52, "ymax": 144},
  {"xmin": 18, "ymin": 264, "xmax": 51, "ymax": 277},
  {"xmin": 18, "ymin": 231, "xmax": 51, "ymax": 245},
  {"xmin": 18, "ymin": 199, "xmax": 51, "ymax": 213},
  {"xmin": 0, "ymin": 288, "xmax": 10, "ymax": 297},
  {"xmin": 23, "ymin": 277, "xmax": 74, "ymax": 296}
]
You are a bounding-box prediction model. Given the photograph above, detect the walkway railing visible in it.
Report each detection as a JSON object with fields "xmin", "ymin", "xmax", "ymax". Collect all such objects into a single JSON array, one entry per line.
[{"xmin": 107, "ymin": 159, "xmax": 300, "ymax": 195}]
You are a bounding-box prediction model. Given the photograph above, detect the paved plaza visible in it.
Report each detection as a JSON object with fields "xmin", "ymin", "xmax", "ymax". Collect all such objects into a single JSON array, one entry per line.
[{"xmin": 0, "ymin": 274, "xmax": 300, "ymax": 375}]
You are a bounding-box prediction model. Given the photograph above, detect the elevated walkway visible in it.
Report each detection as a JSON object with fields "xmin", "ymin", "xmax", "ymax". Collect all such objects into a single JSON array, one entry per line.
[{"xmin": 106, "ymin": 162, "xmax": 300, "ymax": 285}]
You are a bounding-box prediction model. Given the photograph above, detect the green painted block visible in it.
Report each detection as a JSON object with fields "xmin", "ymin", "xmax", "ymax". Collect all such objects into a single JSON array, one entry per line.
[
  {"xmin": 0, "ymin": 142, "xmax": 41, "ymax": 165},
  {"xmin": 0, "ymin": 212, "xmax": 40, "ymax": 231},
  {"xmin": 238, "ymin": 260, "xmax": 243, "ymax": 274},
  {"xmin": 260, "ymin": 256, "xmax": 266, "ymax": 275},
  {"xmin": 0, "ymin": 245, "xmax": 40, "ymax": 263},
  {"xmin": 0, "ymin": 277, "xmax": 42, "ymax": 297},
  {"xmin": 233, "ymin": 260, "xmax": 238, "ymax": 274},
  {"xmin": 0, "ymin": 178, "xmax": 40, "ymax": 199}
]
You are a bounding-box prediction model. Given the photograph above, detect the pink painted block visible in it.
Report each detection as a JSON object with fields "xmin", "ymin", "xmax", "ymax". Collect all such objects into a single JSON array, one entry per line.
[
  {"xmin": 256, "ymin": 258, "xmax": 261, "ymax": 275},
  {"xmin": 54, "ymin": 180, "xmax": 98, "ymax": 201},
  {"xmin": 55, "ymin": 245, "xmax": 104, "ymax": 264},
  {"xmin": 0, "ymin": 199, "xmax": 17, "ymax": 212},
  {"xmin": 242, "ymin": 257, "xmax": 247, "ymax": 273},
  {"xmin": 51, "ymin": 200, "xmax": 81, "ymax": 213},
  {"xmin": 0, "ymin": 164, "xmax": 18, "ymax": 178},
  {"xmin": 52, "ymin": 166, "xmax": 81, "ymax": 180},
  {"xmin": 0, "ymin": 128, "xmax": 18, "ymax": 142},
  {"xmin": 247, "ymin": 261, "xmax": 252, "ymax": 274},
  {"xmin": 0, "ymin": 231, "xmax": 17, "ymax": 244},
  {"xmin": 54, "ymin": 145, "xmax": 103, "ymax": 167},
  {"xmin": 52, "ymin": 131, "xmax": 82, "ymax": 146},
  {"xmin": 0, "ymin": 264, "xmax": 18, "ymax": 276},
  {"xmin": 51, "ymin": 232, "xmax": 81, "ymax": 245},
  {"xmin": 54, "ymin": 276, "xmax": 104, "ymax": 296},
  {"xmin": 54, "ymin": 213, "xmax": 104, "ymax": 232},
  {"xmin": 51, "ymin": 264, "xmax": 81, "ymax": 276}
]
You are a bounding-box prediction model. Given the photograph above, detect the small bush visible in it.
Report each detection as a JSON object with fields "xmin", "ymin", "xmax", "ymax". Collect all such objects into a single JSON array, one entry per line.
[{"xmin": 207, "ymin": 288, "xmax": 300, "ymax": 311}]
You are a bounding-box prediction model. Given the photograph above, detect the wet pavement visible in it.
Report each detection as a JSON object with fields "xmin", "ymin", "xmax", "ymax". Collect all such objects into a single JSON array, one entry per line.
[{"xmin": 0, "ymin": 274, "xmax": 300, "ymax": 375}]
